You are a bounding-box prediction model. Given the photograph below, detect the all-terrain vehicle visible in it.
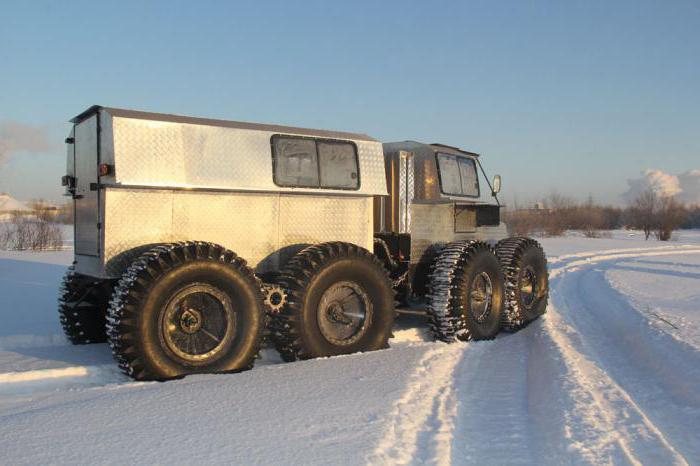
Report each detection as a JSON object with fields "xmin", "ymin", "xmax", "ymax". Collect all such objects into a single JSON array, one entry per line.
[{"xmin": 59, "ymin": 106, "xmax": 549, "ymax": 380}]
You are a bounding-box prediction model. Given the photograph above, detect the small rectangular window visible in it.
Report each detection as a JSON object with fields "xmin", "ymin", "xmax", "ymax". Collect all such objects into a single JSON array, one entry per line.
[
  {"xmin": 318, "ymin": 141, "xmax": 359, "ymax": 189},
  {"xmin": 272, "ymin": 135, "xmax": 359, "ymax": 190},
  {"xmin": 273, "ymin": 137, "xmax": 319, "ymax": 187},
  {"xmin": 437, "ymin": 153, "xmax": 480, "ymax": 197}
]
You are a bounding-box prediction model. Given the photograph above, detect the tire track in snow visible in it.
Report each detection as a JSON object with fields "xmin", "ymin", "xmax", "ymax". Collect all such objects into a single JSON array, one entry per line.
[
  {"xmin": 449, "ymin": 334, "xmax": 535, "ymax": 465},
  {"xmin": 368, "ymin": 245, "xmax": 700, "ymax": 465},
  {"xmin": 537, "ymin": 246, "xmax": 700, "ymax": 464},
  {"xmin": 368, "ymin": 343, "xmax": 464, "ymax": 465},
  {"xmin": 549, "ymin": 247, "xmax": 700, "ymax": 279},
  {"xmin": 548, "ymin": 244, "xmax": 700, "ymax": 266}
]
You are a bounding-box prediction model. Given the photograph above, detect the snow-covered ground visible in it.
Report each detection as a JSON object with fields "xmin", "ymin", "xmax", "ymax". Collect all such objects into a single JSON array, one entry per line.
[{"xmin": 0, "ymin": 230, "xmax": 699, "ymax": 465}]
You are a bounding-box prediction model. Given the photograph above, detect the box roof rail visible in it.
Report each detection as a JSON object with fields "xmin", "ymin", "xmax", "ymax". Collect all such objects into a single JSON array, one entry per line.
[{"xmin": 71, "ymin": 105, "xmax": 378, "ymax": 142}]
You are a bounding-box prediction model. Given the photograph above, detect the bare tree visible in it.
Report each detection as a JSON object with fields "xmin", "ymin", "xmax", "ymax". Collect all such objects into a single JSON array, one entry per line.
[
  {"xmin": 0, "ymin": 221, "xmax": 12, "ymax": 249},
  {"xmin": 656, "ymin": 196, "xmax": 686, "ymax": 241},
  {"xmin": 628, "ymin": 189, "xmax": 658, "ymax": 240},
  {"xmin": 541, "ymin": 192, "xmax": 576, "ymax": 236},
  {"xmin": 3, "ymin": 205, "xmax": 64, "ymax": 251},
  {"xmin": 11, "ymin": 211, "xmax": 32, "ymax": 249}
]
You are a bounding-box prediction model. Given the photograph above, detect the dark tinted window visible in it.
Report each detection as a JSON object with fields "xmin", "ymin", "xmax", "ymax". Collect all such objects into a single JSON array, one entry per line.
[{"xmin": 273, "ymin": 136, "xmax": 359, "ymax": 189}]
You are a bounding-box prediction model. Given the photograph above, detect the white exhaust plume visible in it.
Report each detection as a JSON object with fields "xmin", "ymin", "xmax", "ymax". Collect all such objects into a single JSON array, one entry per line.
[
  {"xmin": 0, "ymin": 121, "xmax": 52, "ymax": 165},
  {"xmin": 623, "ymin": 169, "xmax": 700, "ymax": 205}
]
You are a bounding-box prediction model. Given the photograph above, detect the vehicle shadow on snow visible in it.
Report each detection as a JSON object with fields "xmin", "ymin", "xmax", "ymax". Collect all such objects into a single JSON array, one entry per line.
[
  {"xmin": 607, "ymin": 263, "xmax": 700, "ymax": 280},
  {"xmin": 0, "ymin": 257, "xmax": 116, "ymax": 375},
  {"xmin": 0, "ymin": 258, "xmax": 68, "ymax": 340},
  {"xmin": 7, "ymin": 343, "xmax": 116, "ymax": 367},
  {"xmin": 628, "ymin": 258, "xmax": 700, "ymax": 270}
]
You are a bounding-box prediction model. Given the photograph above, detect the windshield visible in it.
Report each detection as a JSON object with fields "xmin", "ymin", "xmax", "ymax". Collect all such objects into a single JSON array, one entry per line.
[{"xmin": 436, "ymin": 153, "xmax": 479, "ymax": 197}]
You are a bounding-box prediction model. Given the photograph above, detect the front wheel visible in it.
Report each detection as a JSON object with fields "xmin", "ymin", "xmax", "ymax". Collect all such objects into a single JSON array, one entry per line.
[
  {"xmin": 496, "ymin": 237, "xmax": 549, "ymax": 330},
  {"xmin": 427, "ymin": 241, "xmax": 505, "ymax": 342},
  {"xmin": 106, "ymin": 242, "xmax": 265, "ymax": 381}
]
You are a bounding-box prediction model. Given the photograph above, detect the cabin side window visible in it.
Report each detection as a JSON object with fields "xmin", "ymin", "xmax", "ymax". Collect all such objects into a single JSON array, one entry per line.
[{"xmin": 272, "ymin": 135, "xmax": 360, "ymax": 190}]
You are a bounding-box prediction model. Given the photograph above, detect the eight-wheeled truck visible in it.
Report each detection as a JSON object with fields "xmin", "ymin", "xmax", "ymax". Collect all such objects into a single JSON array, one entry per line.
[{"xmin": 59, "ymin": 106, "xmax": 549, "ymax": 380}]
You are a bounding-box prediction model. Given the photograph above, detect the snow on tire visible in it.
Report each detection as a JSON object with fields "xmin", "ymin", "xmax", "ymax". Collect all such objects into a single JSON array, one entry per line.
[
  {"xmin": 495, "ymin": 237, "xmax": 549, "ymax": 331},
  {"xmin": 427, "ymin": 240, "xmax": 505, "ymax": 342},
  {"xmin": 58, "ymin": 265, "xmax": 114, "ymax": 344},
  {"xmin": 269, "ymin": 242, "xmax": 395, "ymax": 362},
  {"xmin": 106, "ymin": 242, "xmax": 266, "ymax": 381}
]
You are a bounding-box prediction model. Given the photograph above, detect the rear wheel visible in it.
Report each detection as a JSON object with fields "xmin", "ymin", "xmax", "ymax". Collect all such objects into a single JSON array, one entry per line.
[
  {"xmin": 58, "ymin": 266, "xmax": 113, "ymax": 344},
  {"xmin": 270, "ymin": 242, "xmax": 395, "ymax": 362},
  {"xmin": 106, "ymin": 242, "xmax": 265, "ymax": 381},
  {"xmin": 496, "ymin": 237, "xmax": 549, "ymax": 330},
  {"xmin": 427, "ymin": 241, "xmax": 505, "ymax": 342}
]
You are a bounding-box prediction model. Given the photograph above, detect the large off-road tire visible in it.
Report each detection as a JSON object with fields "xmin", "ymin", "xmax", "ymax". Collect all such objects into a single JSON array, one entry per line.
[
  {"xmin": 106, "ymin": 242, "xmax": 265, "ymax": 381},
  {"xmin": 58, "ymin": 265, "xmax": 113, "ymax": 344},
  {"xmin": 427, "ymin": 241, "xmax": 505, "ymax": 342},
  {"xmin": 270, "ymin": 242, "xmax": 395, "ymax": 362},
  {"xmin": 496, "ymin": 237, "xmax": 549, "ymax": 331}
]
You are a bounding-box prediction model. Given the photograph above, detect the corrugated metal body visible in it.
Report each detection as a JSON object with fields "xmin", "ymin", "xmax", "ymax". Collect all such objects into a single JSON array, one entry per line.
[
  {"xmin": 408, "ymin": 203, "xmax": 507, "ymax": 264},
  {"xmin": 96, "ymin": 189, "xmax": 373, "ymax": 278},
  {"xmin": 108, "ymin": 113, "xmax": 387, "ymax": 196}
]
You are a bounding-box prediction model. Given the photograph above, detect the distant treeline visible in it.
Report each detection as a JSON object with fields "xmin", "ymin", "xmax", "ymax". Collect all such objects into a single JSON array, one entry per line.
[{"xmin": 504, "ymin": 191, "xmax": 699, "ymax": 241}]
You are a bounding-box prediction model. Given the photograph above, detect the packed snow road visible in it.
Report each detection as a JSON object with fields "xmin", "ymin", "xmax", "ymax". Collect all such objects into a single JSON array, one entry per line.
[{"xmin": 0, "ymin": 232, "xmax": 699, "ymax": 465}]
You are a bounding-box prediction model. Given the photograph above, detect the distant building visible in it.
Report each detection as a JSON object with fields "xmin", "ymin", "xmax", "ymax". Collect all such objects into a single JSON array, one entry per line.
[{"xmin": 0, "ymin": 193, "xmax": 30, "ymax": 213}]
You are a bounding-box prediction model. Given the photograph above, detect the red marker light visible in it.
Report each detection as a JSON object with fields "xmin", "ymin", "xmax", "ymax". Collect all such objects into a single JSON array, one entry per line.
[{"xmin": 99, "ymin": 164, "xmax": 112, "ymax": 176}]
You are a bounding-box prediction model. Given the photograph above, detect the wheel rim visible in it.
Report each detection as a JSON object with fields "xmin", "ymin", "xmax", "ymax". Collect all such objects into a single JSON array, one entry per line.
[
  {"xmin": 470, "ymin": 272, "xmax": 494, "ymax": 323},
  {"xmin": 520, "ymin": 265, "xmax": 538, "ymax": 309},
  {"xmin": 317, "ymin": 281, "xmax": 372, "ymax": 346},
  {"xmin": 162, "ymin": 283, "xmax": 235, "ymax": 363}
]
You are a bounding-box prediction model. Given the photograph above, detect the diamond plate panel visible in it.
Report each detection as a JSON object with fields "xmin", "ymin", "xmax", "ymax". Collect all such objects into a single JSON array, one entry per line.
[
  {"xmin": 171, "ymin": 191, "xmax": 278, "ymax": 268},
  {"xmin": 397, "ymin": 151, "xmax": 415, "ymax": 233},
  {"xmin": 103, "ymin": 189, "xmax": 174, "ymax": 275},
  {"xmin": 110, "ymin": 116, "xmax": 387, "ymax": 196},
  {"xmin": 409, "ymin": 202, "xmax": 507, "ymax": 264},
  {"xmin": 278, "ymin": 195, "xmax": 373, "ymax": 251},
  {"xmin": 409, "ymin": 203, "xmax": 454, "ymax": 263},
  {"xmin": 98, "ymin": 188, "xmax": 374, "ymax": 277},
  {"xmin": 356, "ymin": 141, "xmax": 388, "ymax": 195},
  {"xmin": 406, "ymin": 153, "xmax": 415, "ymax": 232}
]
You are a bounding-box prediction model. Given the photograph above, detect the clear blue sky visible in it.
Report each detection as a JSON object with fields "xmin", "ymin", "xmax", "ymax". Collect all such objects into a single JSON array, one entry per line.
[{"xmin": 1, "ymin": 0, "xmax": 698, "ymax": 205}]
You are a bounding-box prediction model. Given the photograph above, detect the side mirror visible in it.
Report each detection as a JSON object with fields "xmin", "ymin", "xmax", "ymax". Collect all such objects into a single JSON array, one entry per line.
[{"xmin": 492, "ymin": 175, "xmax": 501, "ymax": 195}]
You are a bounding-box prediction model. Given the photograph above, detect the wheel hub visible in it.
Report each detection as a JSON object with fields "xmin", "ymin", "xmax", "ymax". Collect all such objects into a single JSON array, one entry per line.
[
  {"xmin": 470, "ymin": 271, "xmax": 494, "ymax": 323},
  {"xmin": 161, "ymin": 283, "xmax": 235, "ymax": 363},
  {"xmin": 326, "ymin": 302, "xmax": 353, "ymax": 325},
  {"xmin": 317, "ymin": 281, "xmax": 372, "ymax": 346},
  {"xmin": 520, "ymin": 265, "xmax": 537, "ymax": 309},
  {"xmin": 179, "ymin": 308, "xmax": 203, "ymax": 334}
]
